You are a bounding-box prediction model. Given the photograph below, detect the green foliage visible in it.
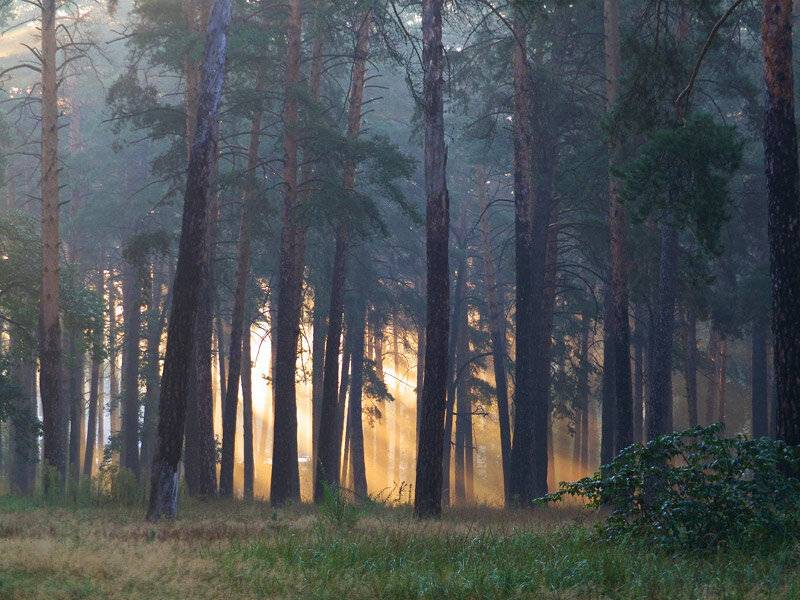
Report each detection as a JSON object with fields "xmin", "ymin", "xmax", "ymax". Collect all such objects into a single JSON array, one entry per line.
[
  {"xmin": 620, "ymin": 114, "xmax": 743, "ymax": 253},
  {"xmin": 539, "ymin": 424, "xmax": 800, "ymax": 550}
]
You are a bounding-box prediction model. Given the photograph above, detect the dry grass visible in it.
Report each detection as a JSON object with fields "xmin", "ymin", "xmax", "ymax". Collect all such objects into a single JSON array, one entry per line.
[{"xmin": 0, "ymin": 496, "xmax": 797, "ymax": 599}]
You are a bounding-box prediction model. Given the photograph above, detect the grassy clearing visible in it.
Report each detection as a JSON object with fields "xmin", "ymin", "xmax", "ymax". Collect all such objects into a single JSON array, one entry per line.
[{"xmin": 0, "ymin": 496, "xmax": 797, "ymax": 599}]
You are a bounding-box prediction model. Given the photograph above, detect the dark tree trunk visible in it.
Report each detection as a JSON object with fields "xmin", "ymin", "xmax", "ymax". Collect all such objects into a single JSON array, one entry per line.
[
  {"xmin": 705, "ymin": 328, "xmax": 720, "ymax": 425},
  {"xmin": 454, "ymin": 302, "xmax": 470, "ymax": 505},
  {"xmin": 752, "ymin": 316, "xmax": 769, "ymax": 437},
  {"xmin": 108, "ymin": 265, "xmax": 120, "ymax": 460},
  {"xmin": 10, "ymin": 333, "xmax": 37, "ymax": 495},
  {"xmin": 347, "ymin": 304, "xmax": 368, "ymax": 499},
  {"xmin": 477, "ymin": 168, "xmax": 511, "ymax": 502},
  {"xmin": 140, "ymin": 261, "xmax": 166, "ymax": 474},
  {"xmin": 575, "ymin": 320, "xmax": 590, "ymax": 476},
  {"xmin": 147, "ymin": 0, "xmax": 234, "ymax": 520},
  {"xmin": 314, "ymin": 9, "xmax": 371, "ymax": 503},
  {"xmin": 508, "ymin": 9, "xmax": 551, "ymax": 505},
  {"xmin": 219, "ymin": 85, "xmax": 263, "ymax": 498},
  {"xmin": 718, "ymin": 338, "xmax": 729, "ymax": 425},
  {"xmin": 271, "ymin": 0, "xmax": 305, "ymax": 507},
  {"xmin": 311, "ymin": 287, "xmax": 327, "ymax": 476},
  {"xmin": 121, "ymin": 261, "xmax": 142, "ymax": 477},
  {"xmin": 242, "ymin": 313, "xmax": 254, "ymax": 499},
  {"xmin": 39, "ymin": 0, "xmax": 66, "ymax": 489},
  {"xmin": 646, "ymin": 223, "xmax": 678, "ymax": 440},
  {"xmin": 685, "ymin": 308, "xmax": 699, "ymax": 427},
  {"xmin": 762, "ymin": 0, "xmax": 800, "ymax": 445}
]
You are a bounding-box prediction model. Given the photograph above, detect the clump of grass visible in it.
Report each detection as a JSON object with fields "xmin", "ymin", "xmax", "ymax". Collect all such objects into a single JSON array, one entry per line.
[{"xmin": 318, "ymin": 483, "xmax": 362, "ymax": 530}]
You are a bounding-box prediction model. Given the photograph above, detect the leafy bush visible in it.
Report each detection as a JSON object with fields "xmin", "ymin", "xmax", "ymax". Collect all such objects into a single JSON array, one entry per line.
[{"xmin": 539, "ymin": 424, "xmax": 800, "ymax": 549}]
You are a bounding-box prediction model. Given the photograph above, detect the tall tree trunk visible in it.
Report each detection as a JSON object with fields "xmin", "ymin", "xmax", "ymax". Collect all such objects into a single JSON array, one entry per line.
[
  {"xmin": 271, "ymin": 0, "xmax": 305, "ymax": 507},
  {"xmin": 762, "ymin": 0, "xmax": 800, "ymax": 444},
  {"xmin": 39, "ymin": 0, "xmax": 66, "ymax": 488},
  {"xmin": 600, "ymin": 289, "xmax": 616, "ymax": 464},
  {"xmin": 140, "ymin": 261, "xmax": 166, "ymax": 474},
  {"xmin": 646, "ymin": 223, "xmax": 678, "ymax": 439},
  {"xmin": 575, "ymin": 320, "xmax": 590, "ymax": 476},
  {"xmin": 242, "ymin": 314, "xmax": 254, "ymax": 499},
  {"xmin": 219, "ymin": 80, "xmax": 263, "ymax": 497},
  {"xmin": 314, "ymin": 9, "xmax": 372, "ymax": 502},
  {"xmin": 477, "ymin": 169, "xmax": 511, "ymax": 502},
  {"xmin": 147, "ymin": 0, "xmax": 234, "ymax": 520},
  {"xmin": 604, "ymin": 0, "xmax": 633, "ymax": 455},
  {"xmin": 752, "ymin": 316, "xmax": 769, "ymax": 437},
  {"xmin": 347, "ymin": 305, "xmax": 368, "ymax": 499},
  {"xmin": 83, "ymin": 329, "xmax": 101, "ymax": 478},
  {"xmin": 121, "ymin": 261, "xmax": 142, "ymax": 477},
  {"xmin": 108, "ymin": 266, "xmax": 120, "ymax": 461},
  {"xmin": 685, "ymin": 308, "xmax": 699, "ymax": 427},
  {"xmin": 508, "ymin": 9, "xmax": 551, "ymax": 505},
  {"xmin": 311, "ymin": 287, "xmax": 327, "ymax": 477},
  {"xmin": 454, "ymin": 302, "xmax": 470, "ymax": 505}
]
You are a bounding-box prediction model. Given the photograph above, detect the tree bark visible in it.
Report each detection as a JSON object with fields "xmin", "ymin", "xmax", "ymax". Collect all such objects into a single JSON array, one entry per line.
[
  {"xmin": 762, "ymin": 0, "xmax": 800, "ymax": 444},
  {"xmin": 314, "ymin": 9, "xmax": 372, "ymax": 502},
  {"xmin": 108, "ymin": 265, "xmax": 120, "ymax": 461},
  {"xmin": 600, "ymin": 289, "xmax": 616, "ymax": 464},
  {"xmin": 718, "ymin": 338, "xmax": 728, "ymax": 425},
  {"xmin": 271, "ymin": 0, "xmax": 305, "ymax": 507},
  {"xmin": 39, "ymin": 0, "xmax": 66, "ymax": 488},
  {"xmin": 633, "ymin": 305, "xmax": 645, "ymax": 442},
  {"xmin": 10, "ymin": 332, "xmax": 37, "ymax": 495},
  {"xmin": 705, "ymin": 328, "xmax": 720, "ymax": 425},
  {"xmin": 147, "ymin": 0, "xmax": 233, "ymax": 520},
  {"xmin": 67, "ymin": 329, "xmax": 85, "ymax": 484},
  {"xmin": 83, "ymin": 316, "xmax": 102, "ymax": 478},
  {"xmin": 140, "ymin": 260, "xmax": 166, "ymax": 474}
]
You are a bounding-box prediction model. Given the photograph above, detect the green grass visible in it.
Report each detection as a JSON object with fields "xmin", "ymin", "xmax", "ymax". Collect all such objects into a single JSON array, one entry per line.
[{"xmin": 0, "ymin": 495, "xmax": 797, "ymax": 599}]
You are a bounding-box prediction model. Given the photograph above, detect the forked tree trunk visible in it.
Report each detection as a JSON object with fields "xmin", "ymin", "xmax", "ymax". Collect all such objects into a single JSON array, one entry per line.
[
  {"xmin": 219, "ymin": 80, "xmax": 264, "ymax": 497},
  {"xmin": 314, "ymin": 9, "xmax": 372, "ymax": 502},
  {"xmin": 147, "ymin": 0, "xmax": 234, "ymax": 520},
  {"xmin": 477, "ymin": 171, "xmax": 511, "ymax": 501},
  {"xmin": 39, "ymin": 0, "xmax": 66, "ymax": 488},
  {"xmin": 762, "ymin": 0, "xmax": 800, "ymax": 444}
]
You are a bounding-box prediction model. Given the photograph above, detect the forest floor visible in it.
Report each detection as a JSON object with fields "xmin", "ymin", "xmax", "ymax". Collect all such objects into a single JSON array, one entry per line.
[{"xmin": 0, "ymin": 495, "xmax": 798, "ymax": 599}]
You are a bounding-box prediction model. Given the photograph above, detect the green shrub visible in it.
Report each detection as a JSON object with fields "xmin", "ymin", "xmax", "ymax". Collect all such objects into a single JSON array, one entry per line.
[
  {"xmin": 318, "ymin": 483, "xmax": 361, "ymax": 530},
  {"xmin": 538, "ymin": 424, "xmax": 800, "ymax": 549}
]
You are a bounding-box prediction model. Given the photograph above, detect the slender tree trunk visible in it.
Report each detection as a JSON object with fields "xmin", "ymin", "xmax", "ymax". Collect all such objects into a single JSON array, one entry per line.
[
  {"xmin": 39, "ymin": 0, "xmax": 66, "ymax": 488},
  {"xmin": 718, "ymin": 338, "xmax": 728, "ymax": 425},
  {"xmin": 752, "ymin": 316, "xmax": 769, "ymax": 437},
  {"xmin": 311, "ymin": 287, "xmax": 326, "ymax": 476},
  {"xmin": 600, "ymin": 289, "xmax": 616, "ymax": 463},
  {"xmin": 348, "ymin": 305, "xmax": 368, "ymax": 499},
  {"xmin": 762, "ymin": 0, "xmax": 800, "ymax": 444},
  {"xmin": 633, "ymin": 305, "xmax": 645, "ymax": 442},
  {"xmin": 147, "ymin": 0, "xmax": 234, "ymax": 520},
  {"xmin": 121, "ymin": 261, "xmax": 142, "ymax": 477},
  {"xmin": 219, "ymin": 82, "xmax": 263, "ymax": 497},
  {"xmin": 315, "ymin": 9, "xmax": 372, "ymax": 502},
  {"xmin": 10, "ymin": 332, "xmax": 37, "ymax": 495},
  {"xmin": 477, "ymin": 169, "xmax": 511, "ymax": 502},
  {"xmin": 83, "ymin": 341, "xmax": 101, "ymax": 478},
  {"xmin": 108, "ymin": 266, "xmax": 120, "ymax": 461},
  {"xmin": 242, "ymin": 314, "xmax": 254, "ymax": 499},
  {"xmin": 646, "ymin": 223, "xmax": 678, "ymax": 439},
  {"xmin": 454, "ymin": 302, "xmax": 470, "ymax": 505},
  {"xmin": 685, "ymin": 308, "xmax": 699, "ymax": 427},
  {"xmin": 271, "ymin": 0, "xmax": 305, "ymax": 507}
]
